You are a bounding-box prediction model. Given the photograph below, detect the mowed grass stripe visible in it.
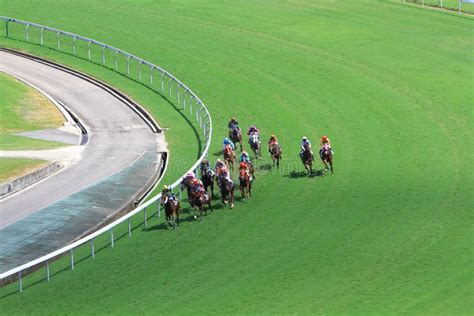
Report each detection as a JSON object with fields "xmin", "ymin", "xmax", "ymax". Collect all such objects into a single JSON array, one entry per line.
[{"xmin": 0, "ymin": 0, "xmax": 472, "ymax": 314}]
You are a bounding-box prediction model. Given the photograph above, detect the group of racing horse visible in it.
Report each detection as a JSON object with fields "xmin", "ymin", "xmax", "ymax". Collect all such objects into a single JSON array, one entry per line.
[{"xmin": 160, "ymin": 117, "xmax": 333, "ymax": 229}]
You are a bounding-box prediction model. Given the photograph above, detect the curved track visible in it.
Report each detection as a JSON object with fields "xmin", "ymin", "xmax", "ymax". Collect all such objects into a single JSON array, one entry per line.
[{"xmin": 0, "ymin": 50, "xmax": 166, "ymax": 228}]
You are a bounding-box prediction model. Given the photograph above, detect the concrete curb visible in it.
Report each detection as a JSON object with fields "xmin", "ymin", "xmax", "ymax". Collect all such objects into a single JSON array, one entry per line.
[{"xmin": 0, "ymin": 162, "xmax": 63, "ymax": 199}]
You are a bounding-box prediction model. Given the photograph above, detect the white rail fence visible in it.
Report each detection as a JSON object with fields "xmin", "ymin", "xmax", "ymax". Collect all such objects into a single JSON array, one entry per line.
[
  {"xmin": 0, "ymin": 16, "xmax": 212, "ymax": 292},
  {"xmin": 402, "ymin": 0, "xmax": 474, "ymax": 13}
]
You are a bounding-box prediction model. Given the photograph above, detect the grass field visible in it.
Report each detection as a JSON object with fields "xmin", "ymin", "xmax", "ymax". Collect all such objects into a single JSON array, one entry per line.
[{"xmin": 0, "ymin": 0, "xmax": 472, "ymax": 314}]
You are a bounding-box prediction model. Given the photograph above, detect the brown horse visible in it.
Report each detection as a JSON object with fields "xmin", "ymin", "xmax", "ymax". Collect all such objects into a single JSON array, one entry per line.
[
  {"xmin": 249, "ymin": 133, "xmax": 261, "ymax": 159},
  {"xmin": 223, "ymin": 145, "xmax": 237, "ymax": 171},
  {"xmin": 300, "ymin": 145, "xmax": 313, "ymax": 175},
  {"xmin": 229, "ymin": 129, "xmax": 243, "ymax": 152},
  {"xmin": 191, "ymin": 191, "xmax": 213, "ymax": 220},
  {"xmin": 161, "ymin": 194, "xmax": 180, "ymax": 229},
  {"xmin": 320, "ymin": 145, "xmax": 334, "ymax": 174},
  {"xmin": 219, "ymin": 175, "xmax": 235, "ymax": 208},
  {"xmin": 269, "ymin": 143, "xmax": 282, "ymax": 168},
  {"xmin": 239, "ymin": 168, "xmax": 252, "ymax": 198}
]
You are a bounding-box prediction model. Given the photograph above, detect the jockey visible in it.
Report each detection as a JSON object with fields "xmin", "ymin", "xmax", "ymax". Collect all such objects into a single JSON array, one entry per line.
[
  {"xmin": 319, "ymin": 135, "xmax": 334, "ymax": 158},
  {"xmin": 223, "ymin": 137, "xmax": 235, "ymax": 151},
  {"xmin": 215, "ymin": 159, "xmax": 228, "ymax": 176},
  {"xmin": 301, "ymin": 136, "xmax": 313, "ymax": 156},
  {"xmin": 200, "ymin": 159, "xmax": 213, "ymax": 175},
  {"xmin": 228, "ymin": 117, "xmax": 240, "ymax": 134},
  {"xmin": 192, "ymin": 179, "xmax": 204, "ymax": 194},
  {"xmin": 247, "ymin": 125, "xmax": 260, "ymax": 136},
  {"xmin": 162, "ymin": 185, "xmax": 177, "ymax": 204},
  {"xmin": 239, "ymin": 150, "xmax": 251, "ymax": 164},
  {"xmin": 184, "ymin": 171, "xmax": 196, "ymax": 182},
  {"xmin": 268, "ymin": 134, "xmax": 278, "ymax": 146}
]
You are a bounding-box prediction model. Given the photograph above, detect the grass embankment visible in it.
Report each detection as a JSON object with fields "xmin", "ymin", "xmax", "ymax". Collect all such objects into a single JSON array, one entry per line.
[
  {"xmin": 0, "ymin": 0, "xmax": 472, "ymax": 314},
  {"xmin": 0, "ymin": 71, "xmax": 66, "ymax": 150},
  {"xmin": 0, "ymin": 157, "xmax": 48, "ymax": 183}
]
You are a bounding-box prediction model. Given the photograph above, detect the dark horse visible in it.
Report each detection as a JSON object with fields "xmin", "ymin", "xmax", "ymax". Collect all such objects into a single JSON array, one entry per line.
[
  {"xmin": 161, "ymin": 194, "xmax": 180, "ymax": 229},
  {"xmin": 180, "ymin": 176, "xmax": 195, "ymax": 207},
  {"xmin": 300, "ymin": 145, "xmax": 314, "ymax": 175},
  {"xmin": 269, "ymin": 143, "xmax": 282, "ymax": 168},
  {"xmin": 320, "ymin": 145, "xmax": 334, "ymax": 174},
  {"xmin": 223, "ymin": 145, "xmax": 237, "ymax": 171},
  {"xmin": 249, "ymin": 133, "xmax": 261, "ymax": 159},
  {"xmin": 200, "ymin": 167, "xmax": 216, "ymax": 198},
  {"xmin": 219, "ymin": 175, "xmax": 235, "ymax": 209},
  {"xmin": 230, "ymin": 128, "xmax": 243, "ymax": 152},
  {"xmin": 191, "ymin": 191, "xmax": 213, "ymax": 220},
  {"xmin": 239, "ymin": 168, "xmax": 252, "ymax": 198}
]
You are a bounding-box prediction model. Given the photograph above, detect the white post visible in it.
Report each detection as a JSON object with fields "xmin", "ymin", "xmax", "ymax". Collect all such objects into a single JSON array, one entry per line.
[
  {"xmin": 40, "ymin": 27, "xmax": 44, "ymax": 45},
  {"xmin": 25, "ymin": 24, "xmax": 29, "ymax": 42},
  {"xmin": 169, "ymin": 78, "xmax": 172, "ymax": 97},
  {"xmin": 46, "ymin": 261, "xmax": 50, "ymax": 281},
  {"xmin": 88, "ymin": 41, "xmax": 92, "ymax": 60},
  {"xmin": 115, "ymin": 51, "xmax": 119, "ymax": 70},
  {"xmin": 161, "ymin": 73, "xmax": 165, "ymax": 91},
  {"xmin": 73, "ymin": 36, "xmax": 77, "ymax": 55},
  {"xmin": 440, "ymin": 0, "xmax": 443, "ymax": 9},
  {"xmin": 91, "ymin": 239, "xmax": 95, "ymax": 259},
  {"xmin": 128, "ymin": 218, "xmax": 132, "ymax": 237},
  {"xmin": 110, "ymin": 229, "xmax": 114, "ymax": 248},
  {"xmin": 70, "ymin": 249, "xmax": 74, "ymax": 270},
  {"xmin": 57, "ymin": 32, "xmax": 61, "ymax": 50},
  {"xmin": 18, "ymin": 271, "xmax": 22, "ymax": 293},
  {"xmin": 102, "ymin": 46, "xmax": 106, "ymax": 65},
  {"xmin": 157, "ymin": 201, "xmax": 161, "ymax": 218}
]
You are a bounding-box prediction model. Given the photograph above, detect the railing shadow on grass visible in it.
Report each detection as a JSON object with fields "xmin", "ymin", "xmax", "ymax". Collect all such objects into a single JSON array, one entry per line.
[{"xmin": 285, "ymin": 169, "xmax": 324, "ymax": 178}]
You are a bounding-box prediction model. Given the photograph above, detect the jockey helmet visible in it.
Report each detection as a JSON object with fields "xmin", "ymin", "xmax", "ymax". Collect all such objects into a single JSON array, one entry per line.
[
  {"xmin": 302, "ymin": 136, "xmax": 307, "ymax": 140},
  {"xmin": 163, "ymin": 185, "xmax": 169, "ymax": 191},
  {"xmin": 322, "ymin": 135, "xmax": 328, "ymax": 141},
  {"xmin": 231, "ymin": 117, "xmax": 236, "ymax": 122},
  {"xmin": 271, "ymin": 134, "xmax": 275, "ymax": 138},
  {"xmin": 242, "ymin": 151, "xmax": 248, "ymax": 155},
  {"xmin": 224, "ymin": 137, "xmax": 229, "ymax": 142},
  {"xmin": 216, "ymin": 159, "xmax": 222, "ymax": 163},
  {"xmin": 240, "ymin": 162, "xmax": 247, "ymax": 169},
  {"xmin": 202, "ymin": 159, "xmax": 208, "ymax": 164},
  {"xmin": 186, "ymin": 172, "xmax": 195, "ymax": 178},
  {"xmin": 193, "ymin": 179, "xmax": 199, "ymax": 185}
]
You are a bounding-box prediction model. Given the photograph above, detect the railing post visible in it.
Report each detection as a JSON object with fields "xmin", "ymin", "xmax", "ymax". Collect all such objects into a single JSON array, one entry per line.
[
  {"xmin": 150, "ymin": 66, "xmax": 154, "ymax": 85},
  {"xmin": 169, "ymin": 78, "xmax": 173, "ymax": 97},
  {"xmin": 110, "ymin": 229, "xmax": 114, "ymax": 248},
  {"xmin": 176, "ymin": 84, "xmax": 180, "ymax": 104},
  {"xmin": 18, "ymin": 271, "xmax": 23, "ymax": 293},
  {"xmin": 144, "ymin": 207, "xmax": 148, "ymax": 228},
  {"xmin": 179, "ymin": 186, "xmax": 182, "ymax": 199},
  {"xmin": 72, "ymin": 36, "xmax": 77, "ymax": 55},
  {"xmin": 46, "ymin": 261, "xmax": 50, "ymax": 281},
  {"xmin": 128, "ymin": 218, "xmax": 132, "ymax": 237},
  {"xmin": 157, "ymin": 200, "xmax": 161, "ymax": 218},
  {"xmin": 88, "ymin": 41, "xmax": 92, "ymax": 60},
  {"xmin": 440, "ymin": 0, "xmax": 443, "ymax": 9},
  {"xmin": 138, "ymin": 61, "xmax": 142, "ymax": 80},
  {"xmin": 25, "ymin": 23, "xmax": 30, "ymax": 42},
  {"xmin": 183, "ymin": 90, "xmax": 188, "ymax": 110},
  {"xmin": 161, "ymin": 72, "xmax": 165, "ymax": 92},
  {"xmin": 40, "ymin": 27, "xmax": 44, "ymax": 45},
  {"xmin": 127, "ymin": 55, "xmax": 131, "ymax": 75},
  {"xmin": 190, "ymin": 98, "xmax": 193, "ymax": 115},
  {"xmin": 115, "ymin": 51, "xmax": 119, "ymax": 70},
  {"xmin": 102, "ymin": 46, "xmax": 106, "ymax": 65},
  {"xmin": 70, "ymin": 249, "xmax": 74, "ymax": 270},
  {"xmin": 57, "ymin": 31, "xmax": 61, "ymax": 50},
  {"xmin": 91, "ymin": 239, "xmax": 95, "ymax": 259}
]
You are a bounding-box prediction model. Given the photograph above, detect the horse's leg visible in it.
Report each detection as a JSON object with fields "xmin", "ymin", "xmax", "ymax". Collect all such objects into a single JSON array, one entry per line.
[
  {"xmin": 208, "ymin": 199, "xmax": 213, "ymax": 212},
  {"xmin": 248, "ymin": 180, "xmax": 251, "ymax": 198},
  {"xmin": 176, "ymin": 205, "xmax": 180, "ymax": 226},
  {"xmin": 330, "ymin": 160, "xmax": 334, "ymax": 174}
]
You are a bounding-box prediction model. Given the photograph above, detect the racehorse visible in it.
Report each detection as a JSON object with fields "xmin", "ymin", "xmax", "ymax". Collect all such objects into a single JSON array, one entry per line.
[
  {"xmin": 200, "ymin": 167, "xmax": 216, "ymax": 198},
  {"xmin": 219, "ymin": 175, "xmax": 235, "ymax": 208},
  {"xmin": 300, "ymin": 145, "xmax": 313, "ymax": 175},
  {"xmin": 269, "ymin": 143, "xmax": 282, "ymax": 168},
  {"xmin": 229, "ymin": 128, "xmax": 243, "ymax": 152},
  {"xmin": 239, "ymin": 167, "xmax": 252, "ymax": 198},
  {"xmin": 160, "ymin": 194, "xmax": 180, "ymax": 229},
  {"xmin": 249, "ymin": 133, "xmax": 261, "ymax": 159},
  {"xmin": 191, "ymin": 191, "xmax": 213, "ymax": 220},
  {"xmin": 223, "ymin": 145, "xmax": 237, "ymax": 171},
  {"xmin": 320, "ymin": 144, "xmax": 334, "ymax": 174}
]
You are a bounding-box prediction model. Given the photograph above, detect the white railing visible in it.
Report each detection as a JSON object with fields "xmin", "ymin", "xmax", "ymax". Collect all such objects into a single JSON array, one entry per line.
[{"xmin": 0, "ymin": 16, "xmax": 212, "ymax": 292}]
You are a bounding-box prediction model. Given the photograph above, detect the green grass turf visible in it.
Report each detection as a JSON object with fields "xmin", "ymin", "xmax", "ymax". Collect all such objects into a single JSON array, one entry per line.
[
  {"xmin": 0, "ymin": 0, "xmax": 472, "ymax": 314},
  {"xmin": 0, "ymin": 157, "xmax": 48, "ymax": 183},
  {"xmin": 0, "ymin": 70, "xmax": 66, "ymax": 150}
]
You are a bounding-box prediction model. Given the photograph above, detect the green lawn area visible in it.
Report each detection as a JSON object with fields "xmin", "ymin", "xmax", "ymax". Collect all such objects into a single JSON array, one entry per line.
[
  {"xmin": 0, "ymin": 71, "xmax": 66, "ymax": 150},
  {"xmin": 0, "ymin": 0, "xmax": 472, "ymax": 314},
  {"xmin": 0, "ymin": 157, "xmax": 48, "ymax": 183}
]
